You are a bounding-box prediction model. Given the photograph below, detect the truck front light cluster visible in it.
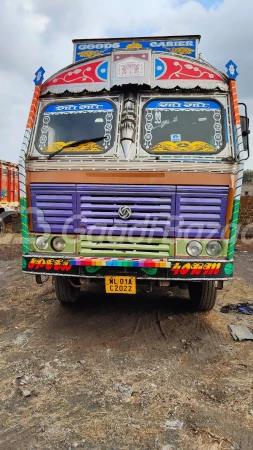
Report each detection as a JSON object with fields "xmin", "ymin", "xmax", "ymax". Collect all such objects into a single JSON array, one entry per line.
[
  {"xmin": 35, "ymin": 235, "xmax": 49, "ymax": 250},
  {"xmin": 51, "ymin": 236, "xmax": 66, "ymax": 252},
  {"xmin": 186, "ymin": 241, "xmax": 203, "ymax": 257},
  {"xmin": 206, "ymin": 241, "xmax": 222, "ymax": 256}
]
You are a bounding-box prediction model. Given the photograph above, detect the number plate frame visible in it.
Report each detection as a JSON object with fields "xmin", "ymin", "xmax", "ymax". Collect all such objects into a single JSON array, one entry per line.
[{"xmin": 105, "ymin": 276, "xmax": 136, "ymax": 294}]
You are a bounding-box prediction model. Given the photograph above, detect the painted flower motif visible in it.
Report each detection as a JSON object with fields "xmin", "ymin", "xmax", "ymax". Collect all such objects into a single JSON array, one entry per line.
[
  {"xmin": 73, "ymin": 69, "xmax": 82, "ymax": 74},
  {"xmin": 184, "ymin": 64, "xmax": 193, "ymax": 69},
  {"xmin": 174, "ymin": 62, "xmax": 180, "ymax": 66},
  {"xmin": 53, "ymin": 79, "xmax": 58, "ymax": 83},
  {"xmin": 229, "ymin": 64, "xmax": 235, "ymax": 75},
  {"xmin": 157, "ymin": 66, "xmax": 163, "ymax": 71},
  {"xmin": 101, "ymin": 69, "xmax": 106, "ymax": 73},
  {"xmin": 67, "ymin": 71, "xmax": 73, "ymax": 76},
  {"xmin": 209, "ymin": 74, "xmax": 214, "ymax": 78}
]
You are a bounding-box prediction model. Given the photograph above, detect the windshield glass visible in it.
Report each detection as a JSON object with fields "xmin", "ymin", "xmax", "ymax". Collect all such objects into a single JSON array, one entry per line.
[
  {"xmin": 141, "ymin": 99, "xmax": 225, "ymax": 154},
  {"xmin": 35, "ymin": 100, "xmax": 116, "ymax": 155}
]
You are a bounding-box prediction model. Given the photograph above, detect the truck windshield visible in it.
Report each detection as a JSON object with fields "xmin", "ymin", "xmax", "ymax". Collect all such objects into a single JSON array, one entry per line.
[
  {"xmin": 141, "ymin": 99, "xmax": 225, "ymax": 154},
  {"xmin": 35, "ymin": 100, "xmax": 116, "ymax": 155}
]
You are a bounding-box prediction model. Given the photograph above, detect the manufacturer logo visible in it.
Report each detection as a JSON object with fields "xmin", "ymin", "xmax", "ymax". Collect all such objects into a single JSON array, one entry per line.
[
  {"xmin": 171, "ymin": 134, "xmax": 181, "ymax": 142},
  {"xmin": 118, "ymin": 206, "xmax": 132, "ymax": 220}
]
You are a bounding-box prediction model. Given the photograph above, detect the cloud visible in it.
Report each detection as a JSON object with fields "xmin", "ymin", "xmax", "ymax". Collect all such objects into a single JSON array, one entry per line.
[{"xmin": 0, "ymin": 0, "xmax": 252, "ymax": 168}]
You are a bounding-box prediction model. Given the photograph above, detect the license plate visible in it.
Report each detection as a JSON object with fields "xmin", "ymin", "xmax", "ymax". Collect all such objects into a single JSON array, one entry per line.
[{"xmin": 105, "ymin": 276, "xmax": 136, "ymax": 294}]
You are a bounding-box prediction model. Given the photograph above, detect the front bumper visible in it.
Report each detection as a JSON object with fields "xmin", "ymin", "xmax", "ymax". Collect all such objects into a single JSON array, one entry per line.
[{"xmin": 22, "ymin": 255, "xmax": 234, "ymax": 281}]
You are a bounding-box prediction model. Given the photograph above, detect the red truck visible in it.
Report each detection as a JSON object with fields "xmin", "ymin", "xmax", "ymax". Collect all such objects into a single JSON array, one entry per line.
[{"xmin": 0, "ymin": 160, "xmax": 20, "ymax": 231}]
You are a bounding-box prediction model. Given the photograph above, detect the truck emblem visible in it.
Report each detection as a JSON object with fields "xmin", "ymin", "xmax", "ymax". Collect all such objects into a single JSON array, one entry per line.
[{"xmin": 118, "ymin": 206, "xmax": 132, "ymax": 220}]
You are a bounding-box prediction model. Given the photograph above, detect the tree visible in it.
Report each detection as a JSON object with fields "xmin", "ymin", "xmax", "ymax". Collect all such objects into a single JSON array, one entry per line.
[{"xmin": 243, "ymin": 170, "xmax": 253, "ymax": 183}]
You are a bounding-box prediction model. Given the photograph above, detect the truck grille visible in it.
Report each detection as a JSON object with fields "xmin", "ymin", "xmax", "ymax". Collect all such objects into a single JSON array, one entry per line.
[
  {"xmin": 77, "ymin": 184, "xmax": 175, "ymax": 238},
  {"xmin": 30, "ymin": 183, "xmax": 229, "ymax": 256}
]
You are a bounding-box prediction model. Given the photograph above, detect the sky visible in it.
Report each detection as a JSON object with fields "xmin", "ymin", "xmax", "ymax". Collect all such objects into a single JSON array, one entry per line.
[{"xmin": 0, "ymin": 0, "xmax": 252, "ymax": 168}]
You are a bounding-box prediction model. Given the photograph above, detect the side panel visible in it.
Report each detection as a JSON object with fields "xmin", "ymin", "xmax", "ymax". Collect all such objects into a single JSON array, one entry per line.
[
  {"xmin": 31, "ymin": 184, "xmax": 77, "ymax": 233},
  {"xmin": 176, "ymin": 186, "xmax": 229, "ymax": 238}
]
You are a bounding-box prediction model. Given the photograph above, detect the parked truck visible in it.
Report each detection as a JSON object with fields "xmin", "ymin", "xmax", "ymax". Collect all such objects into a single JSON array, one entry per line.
[
  {"xmin": 0, "ymin": 160, "xmax": 19, "ymax": 232},
  {"xmin": 19, "ymin": 35, "xmax": 250, "ymax": 310}
]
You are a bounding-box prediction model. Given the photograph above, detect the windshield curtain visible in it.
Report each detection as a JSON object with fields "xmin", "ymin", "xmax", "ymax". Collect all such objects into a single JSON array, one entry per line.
[
  {"xmin": 35, "ymin": 101, "xmax": 116, "ymax": 155},
  {"xmin": 141, "ymin": 99, "xmax": 225, "ymax": 154}
]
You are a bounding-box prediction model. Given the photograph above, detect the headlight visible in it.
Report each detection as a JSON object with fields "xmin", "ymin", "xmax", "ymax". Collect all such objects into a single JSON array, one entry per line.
[
  {"xmin": 206, "ymin": 241, "xmax": 222, "ymax": 257},
  {"xmin": 186, "ymin": 241, "xmax": 203, "ymax": 257},
  {"xmin": 35, "ymin": 235, "xmax": 49, "ymax": 250},
  {"xmin": 51, "ymin": 236, "xmax": 66, "ymax": 252}
]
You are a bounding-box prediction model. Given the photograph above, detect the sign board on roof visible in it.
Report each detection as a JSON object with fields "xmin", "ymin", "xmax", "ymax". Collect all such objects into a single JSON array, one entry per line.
[{"xmin": 72, "ymin": 35, "xmax": 200, "ymax": 63}]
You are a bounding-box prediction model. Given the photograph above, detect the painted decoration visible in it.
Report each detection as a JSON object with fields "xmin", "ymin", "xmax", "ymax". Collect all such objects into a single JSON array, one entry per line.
[
  {"xmin": 154, "ymin": 56, "xmax": 224, "ymax": 81},
  {"xmin": 145, "ymin": 100, "xmax": 222, "ymax": 109},
  {"xmin": 73, "ymin": 37, "xmax": 198, "ymax": 62},
  {"xmin": 225, "ymin": 60, "xmax": 238, "ymax": 80},
  {"xmin": 42, "ymin": 52, "xmax": 228, "ymax": 94},
  {"xmin": 42, "ymin": 59, "xmax": 110, "ymax": 94},
  {"xmin": 44, "ymin": 102, "xmax": 114, "ymax": 114},
  {"xmin": 112, "ymin": 50, "xmax": 151, "ymax": 86},
  {"xmin": 228, "ymin": 75, "xmax": 244, "ymax": 261},
  {"xmin": 19, "ymin": 68, "xmax": 44, "ymax": 254},
  {"xmin": 22, "ymin": 254, "xmax": 234, "ymax": 280},
  {"xmin": 33, "ymin": 67, "xmax": 45, "ymax": 86}
]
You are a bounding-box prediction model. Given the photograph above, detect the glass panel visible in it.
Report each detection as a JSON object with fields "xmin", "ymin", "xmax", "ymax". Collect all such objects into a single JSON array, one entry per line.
[
  {"xmin": 35, "ymin": 101, "xmax": 116, "ymax": 155},
  {"xmin": 141, "ymin": 99, "xmax": 224, "ymax": 154}
]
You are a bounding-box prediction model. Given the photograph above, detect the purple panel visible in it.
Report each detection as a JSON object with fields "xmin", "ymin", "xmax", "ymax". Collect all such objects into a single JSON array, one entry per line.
[
  {"xmin": 175, "ymin": 185, "xmax": 229, "ymax": 239},
  {"xmin": 29, "ymin": 183, "xmax": 229, "ymax": 240},
  {"xmin": 77, "ymin": 184, "xmax": 175, "ymax": 237},
  {"xmin": 31, "ymin": 185, "xmax": 77, "ymax": 234}
]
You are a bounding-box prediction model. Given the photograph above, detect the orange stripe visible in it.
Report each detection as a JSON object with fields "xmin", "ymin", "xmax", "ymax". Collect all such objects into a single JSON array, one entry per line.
[
  {"xmin": 230, "ymin": 80, "xmax": 241, "ymax": 125},
  {"xmin": 26, "ymin": 85, "xmax": 42, "ymax": 129}
]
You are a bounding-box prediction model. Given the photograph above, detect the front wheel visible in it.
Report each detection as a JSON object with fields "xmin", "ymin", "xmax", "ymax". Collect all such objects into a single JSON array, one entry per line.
[
  {"xmin": 54, "ymin": 276, "xmax": 81, "ymax": 303},
  {"xmin": 188, "ymin": 281, "xmax": 217, "ymax": 312}
]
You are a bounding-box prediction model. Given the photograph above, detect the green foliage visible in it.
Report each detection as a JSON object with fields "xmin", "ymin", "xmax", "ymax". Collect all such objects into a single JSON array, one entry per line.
[{"xmin": 243, "ymin": 170, "xmax": 253, "ymax": 183}]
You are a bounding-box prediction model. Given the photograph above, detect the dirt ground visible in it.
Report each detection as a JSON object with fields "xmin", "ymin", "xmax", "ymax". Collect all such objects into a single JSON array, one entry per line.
[{"xmin": 0, "ymin": 236, "xmax": 252, "ymax": 450}]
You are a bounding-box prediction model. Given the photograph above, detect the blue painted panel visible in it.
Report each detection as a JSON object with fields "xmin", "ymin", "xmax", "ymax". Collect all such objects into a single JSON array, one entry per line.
[
  {"xmin": 74, "ymin": 38, "xmax": 197, "ymax": 62},
  {"xmin": 146, "ymin": 100, "xmax": 221, "ymax": 110},
  {"xmin": 44, "ymin": 101, "xmax": 114, "ymax": 114},
  {"xmin": 96, "ymin": 61, "xmax": 108, "ymax": 81}
]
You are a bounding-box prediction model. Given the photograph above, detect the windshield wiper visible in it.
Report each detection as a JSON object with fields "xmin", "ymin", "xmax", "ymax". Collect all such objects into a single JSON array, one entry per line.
[{"xmin": 47, "ymin": 136, "xmax": 105, "ymax": 159}]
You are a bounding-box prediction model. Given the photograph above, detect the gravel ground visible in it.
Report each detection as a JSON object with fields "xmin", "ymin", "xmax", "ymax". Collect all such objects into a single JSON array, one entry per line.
[{"xmin": 0, "ymin": 236, "xmax": 252, "ymax": 450}]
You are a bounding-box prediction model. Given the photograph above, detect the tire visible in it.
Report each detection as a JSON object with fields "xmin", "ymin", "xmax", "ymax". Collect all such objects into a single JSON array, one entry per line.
[
  {"xmin": 188, "ymin": 281, "xmax": 217, "ymax": 312},
  {"xmin": 54, "ymin": 276, "xmax": 81, "ymax": 304}
]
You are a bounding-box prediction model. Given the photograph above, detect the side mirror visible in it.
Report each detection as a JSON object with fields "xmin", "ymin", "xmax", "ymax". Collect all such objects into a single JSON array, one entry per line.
[{"xmin": 239, "ymin": 103, "xmax": 250, "ymax": 160}]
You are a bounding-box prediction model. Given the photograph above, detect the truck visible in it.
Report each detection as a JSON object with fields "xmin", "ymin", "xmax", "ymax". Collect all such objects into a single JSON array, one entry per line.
[
  {"xmin": 0, "ymin": 160, "xmax": 19, "ymax": 232},
  {"xmin": 19, "ymin": 35, "xmax": 250, "ymax": 310}
]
